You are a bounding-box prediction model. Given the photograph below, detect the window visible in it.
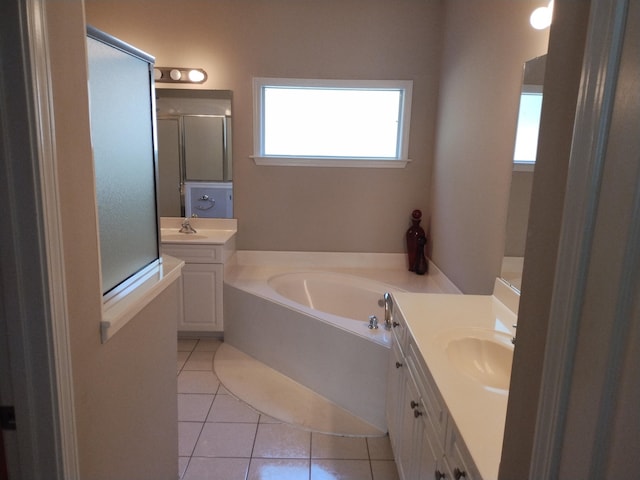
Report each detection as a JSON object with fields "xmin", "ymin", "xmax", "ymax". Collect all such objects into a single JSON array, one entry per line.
[
  {"xmin": 253, "ymin": 78, "xmax": 412, "ymax": 168},
  {"xmin": 513, "ymin": 87, "xmax": 543, "ymax": 166}
]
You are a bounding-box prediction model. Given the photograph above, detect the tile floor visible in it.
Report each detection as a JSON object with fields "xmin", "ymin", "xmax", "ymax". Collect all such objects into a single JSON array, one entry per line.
[{"xmin": 177, "ymin": 338, "xmax": 400, "ymax": 480}]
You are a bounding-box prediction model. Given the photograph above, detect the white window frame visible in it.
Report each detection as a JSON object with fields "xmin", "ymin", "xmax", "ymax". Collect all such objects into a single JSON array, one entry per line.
[{"xmin": 252, "ymin": 77, "xmax": 412, "ymax": 168}]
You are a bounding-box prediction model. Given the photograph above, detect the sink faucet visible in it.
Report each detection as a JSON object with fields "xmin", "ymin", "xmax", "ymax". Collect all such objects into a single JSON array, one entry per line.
[{"xmin": 179, "ymin": 217, "xmax": 197, "ymax": 234}]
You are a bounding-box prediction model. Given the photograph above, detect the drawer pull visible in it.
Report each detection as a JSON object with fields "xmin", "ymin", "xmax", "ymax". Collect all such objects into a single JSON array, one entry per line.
[
  {"xmin": 414, "ymin": 409, "xmax": 423, "ymax": 418},
  {"xmin": 392, "ymin": 321, "xmax": 400, "ymax": 328},
  {"xmin": 454, "ymin": 467, "xmax": 467, "ymax": 479},
  {"xmin": 435, "ymin": 469, "xmax": 446, "ymax": 479},
  {"xmin": 410, "ymin": 400, "xmax": 419, "ymax": 409},
  {"xmin": 395, "ymin": 361, "xmax": 403, "ymax": 369}
]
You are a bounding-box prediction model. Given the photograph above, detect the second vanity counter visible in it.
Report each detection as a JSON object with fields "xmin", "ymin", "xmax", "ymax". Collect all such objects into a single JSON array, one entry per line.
[
  {"xmin": 160, "ymin": 217, "xmax": 237, "ymax": 246},
  {"xmin": 391, "ymin": 283, "xmax": 518, "ymax": 479}
]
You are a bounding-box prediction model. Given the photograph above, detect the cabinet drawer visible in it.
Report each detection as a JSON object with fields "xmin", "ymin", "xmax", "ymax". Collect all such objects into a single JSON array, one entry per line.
[
  {"xmin": 407, "ymin": 340, "xmax": 447, "ymax": 442},
  {"xmin": 162, "ymin": 243, "xmax": 223, "ymax": 263}
]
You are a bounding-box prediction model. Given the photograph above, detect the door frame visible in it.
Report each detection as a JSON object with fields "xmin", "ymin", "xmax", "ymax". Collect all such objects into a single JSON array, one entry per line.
[{"xmin": 0, "ymin": 0, "xmax": 79, "ymax": 477}]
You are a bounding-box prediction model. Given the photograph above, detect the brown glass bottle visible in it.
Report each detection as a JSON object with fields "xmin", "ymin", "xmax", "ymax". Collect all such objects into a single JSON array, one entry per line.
[{"xmin": 406, "ymin": 209, "xmax": 425, "ymax": 271}]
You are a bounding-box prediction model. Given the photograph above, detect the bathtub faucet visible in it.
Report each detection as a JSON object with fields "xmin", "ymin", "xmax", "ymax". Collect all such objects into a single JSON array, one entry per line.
[{"xmin": 383, "ymin": 292, "xmax": 393, "ymax": 330}]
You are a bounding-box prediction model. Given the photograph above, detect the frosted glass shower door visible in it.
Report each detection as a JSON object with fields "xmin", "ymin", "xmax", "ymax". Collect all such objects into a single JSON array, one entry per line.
[{"xmin": 87, "ymin": 28, "xmax": 159, "ymax": 296}]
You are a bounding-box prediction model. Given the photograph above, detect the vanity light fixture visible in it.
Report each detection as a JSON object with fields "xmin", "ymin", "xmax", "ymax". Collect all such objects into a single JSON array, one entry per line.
[
  {"xmin": 153, "ymin": 67, "xmax": 208, "ymax": 84},
  {"xmin": 530, "ymin": 0, "xmax": 554, "ymax": 30}
]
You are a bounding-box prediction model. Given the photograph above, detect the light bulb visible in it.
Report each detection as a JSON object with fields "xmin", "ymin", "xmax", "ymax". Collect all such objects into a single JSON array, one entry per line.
[
  {"xmin": 169, "ymin": 69, "xmax": 182, "ymax": 81},
  {"xmin": 530, "ymin": 6, "xmax": 551, "ymax": 29},
  {"xmin": 188, "ymin": 69, "xmax": 206, "ymax": 82}
]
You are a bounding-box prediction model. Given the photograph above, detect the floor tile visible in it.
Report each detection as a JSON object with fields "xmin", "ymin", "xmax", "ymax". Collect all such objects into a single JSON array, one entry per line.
[
  {"xmin": 311, "ymin": 459, "xmax": 372, "ymax": 480},
  {"xmin": 252, "ymin": 423, "xmax": 311, "ymax": 459},
  {"xmin": 259, "ymin": 414, "xmax": 281, "ymax": 424},
  {"xmin": 370, "ymin": 460, "xmax": 399, "ymax": 480},
  {"xmin": 207, "ymin": 393, "xmax": 260, "ymax": 423},
  {"xmin": 178, "ymin": 339, "xmax": 198, "ymax": 352},
  {"xmin": 183, "ymin": 457, "xmax": 250, "ymax": 480},
  {"xmin": 179, "ymin": 457, "xmax": 190, "ymax": 479},
  {"xmin": 178, "ymin": 394, "xmax": 214, "ymax": 422},
  {"xmin": 248, "ymin": 458, "xmax": 310, "ymax": 480},
  {"xmin": 311, "ymin": 433, "xmax": 369, "ymax": 460},
  {"xmin": 179, "ymin": 422, "xmax": 203, "ymax": 457},
  {"xmin": 194, "ymin": 338, "xmax": 223, "ymax": 352},
  {"xmin": 178, "ymin": 351, "xmax": 191, "ymax": 372},
  {"xmin": 183, "ymin": 350, "xmax": 216, "ymax": 370},
  {"xmin": 366, "ymin": 435, "xmax": 394, "ymax": 460},
  {"xmin": 178, "ymin": 370, "xmax": 220, "ymax": 394},
  {"xmin": 193, "ymin": 422, "xmax": 258, "ymax": 458}
]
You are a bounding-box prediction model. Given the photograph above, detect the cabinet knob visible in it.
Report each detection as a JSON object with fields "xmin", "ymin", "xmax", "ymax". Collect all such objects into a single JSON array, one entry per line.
[
  {"xmin": 434, "ymin": 469, "xmax": 446, "ymax": 479},
  {"xmin": 395, "ymin": 361, "xmax": 403, "ymax": 368},
  {"xmin": 454, "ymin": 467, "xmax": 467, "ymax": 479},
  {"xmin": 410, "ymin": 400, "xmax": 419, "ymax": 409},
  {"xmin": 392, "ymin": 321, "xmax": 400, "ymax": 328},
  {"xmin": 414, "ymin": 409, "xmax": 423, "ymax": 418}
]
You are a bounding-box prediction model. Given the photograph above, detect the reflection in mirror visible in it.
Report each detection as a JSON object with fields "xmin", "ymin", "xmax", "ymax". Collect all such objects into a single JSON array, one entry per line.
[
  {"xmin": 156, "ymin": 89, "xmax": 233, "ymax": 218},
  {"xmin": 502, "ymin": 55, "xmax": 546, "ymax": 292},
  {"xmin": 513, "ymin": 54, "xmax": 546, "ymax": 166}
]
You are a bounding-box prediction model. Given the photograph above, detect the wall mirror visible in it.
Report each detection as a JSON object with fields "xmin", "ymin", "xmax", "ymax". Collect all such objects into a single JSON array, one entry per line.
[
  {"xmin": 156, "ymin": 89, "xmax": 233, "ymax": 218},
  {"xmin": 501, "ymin": 54, "xmax": 546, "ymax": 292}
]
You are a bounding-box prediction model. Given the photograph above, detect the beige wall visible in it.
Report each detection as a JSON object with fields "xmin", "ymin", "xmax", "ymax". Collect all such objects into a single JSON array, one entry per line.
[
  {"xmin": 431, "ymin": 0, "xmax": 549, "ymax": 293},
  {"xmin": 47, "ymin": 2, "xmax": 179, "ymax": 478},
  {"xmin": 85, "ymin": 0, "xmax": 443, "ymax": 253}
]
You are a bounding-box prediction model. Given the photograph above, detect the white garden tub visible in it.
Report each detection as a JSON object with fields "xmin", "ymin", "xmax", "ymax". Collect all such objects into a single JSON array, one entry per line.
[{"xmin": 223, "ymin": 251, "xmax": 459, "ymax": 432}]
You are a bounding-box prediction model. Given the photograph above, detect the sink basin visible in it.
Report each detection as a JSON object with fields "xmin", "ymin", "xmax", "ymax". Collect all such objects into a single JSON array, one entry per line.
[
  {"xmin": 444, "ymin": 330, "xmax": 514, "ymax": 391},
  {"xmin": 162, "ymin": 233, "xmax": 208, "ymax": 241}
]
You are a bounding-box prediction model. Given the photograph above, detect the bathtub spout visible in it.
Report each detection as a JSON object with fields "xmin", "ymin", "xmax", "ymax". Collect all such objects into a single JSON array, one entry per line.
[{"xmin": 383, "ymin": 292, "xmax": 393, "ymax": 330}]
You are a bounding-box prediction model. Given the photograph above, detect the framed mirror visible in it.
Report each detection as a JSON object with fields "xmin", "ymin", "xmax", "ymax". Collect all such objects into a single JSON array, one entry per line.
[
  {"xmin": 502, "ymin": 54, "xmax": 546, "ymax": 292},
  {"xmin": 156, "ymin": 89, "xmax": 233, "ymax": 218}
]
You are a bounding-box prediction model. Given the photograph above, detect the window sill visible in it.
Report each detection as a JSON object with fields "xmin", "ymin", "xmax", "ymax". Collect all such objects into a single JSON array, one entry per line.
[
  {"xmin": 252, "ymin": 156, "xmax": 411, "ymax": 168},
  {"xmin": 513, "ymin": 162, "xmax": 535, "ymax": 172},
  {"xmin": 100, "ymin": 254, "xmax": 184, "ymax": 343}
]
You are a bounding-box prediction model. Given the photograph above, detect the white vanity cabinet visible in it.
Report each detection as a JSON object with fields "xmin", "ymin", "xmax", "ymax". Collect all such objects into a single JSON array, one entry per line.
[
  {"xmin": 387, "ymin": 303, "xmax": 481, "ymax": 480},
  {"xmin": 161, "ymin": 243, "xmax": 225, "ymax": 332}
]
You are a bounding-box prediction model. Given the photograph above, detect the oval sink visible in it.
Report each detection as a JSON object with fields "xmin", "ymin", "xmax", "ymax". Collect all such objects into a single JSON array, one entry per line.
[
  {"xmin": 445, "ymin": 332, "xmax": 513, "ymax": 391},
  {"xmin": 162, "ymin": 233, "xmax": 208, "ymax": 241}
]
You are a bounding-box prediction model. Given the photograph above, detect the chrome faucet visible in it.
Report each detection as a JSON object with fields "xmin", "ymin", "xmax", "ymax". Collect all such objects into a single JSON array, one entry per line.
[
  {"xmin": 179, "ymin": 217, "xmax": 197, "ymax": 234},
  {"xmin": 383, "ymin": 292, "xmax": 393, "ymax": 330}
]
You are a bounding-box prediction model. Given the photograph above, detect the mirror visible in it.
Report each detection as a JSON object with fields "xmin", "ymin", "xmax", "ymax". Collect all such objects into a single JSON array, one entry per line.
[
  {"xmin": 501, "ymin": 54, "xmax": 546, "ymax": 292},
  {"xmin": 156, "ymin": 89, "xmax": 233, "ymax": 218}
]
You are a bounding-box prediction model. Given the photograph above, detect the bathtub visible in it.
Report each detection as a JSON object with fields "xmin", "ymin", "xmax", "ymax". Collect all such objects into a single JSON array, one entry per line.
[{"xmin": 223, "ymin": 251, "xmax": 459, "ymax": 432}]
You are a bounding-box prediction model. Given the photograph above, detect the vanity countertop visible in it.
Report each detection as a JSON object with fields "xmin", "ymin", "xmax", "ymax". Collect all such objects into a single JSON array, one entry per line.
[
  {"xmin": 392, "ymin": 287, "xmax": 518, "ymax": 480},
  {"xmin": 160, "ymin": 217, "xmax": 237, "ymax": 245}
]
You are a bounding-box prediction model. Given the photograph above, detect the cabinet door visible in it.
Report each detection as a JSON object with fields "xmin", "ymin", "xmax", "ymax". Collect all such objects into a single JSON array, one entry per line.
[
  {"xmin": 397, "ymin": 368, "xmax": 424, "ymax": 480},
  {"xmin": 386, "ymin": 339, "xmax": 405, "ymax": 452},
  {"xmin": 417, "ymin": 410, "xmax": 441, "ymax": 480},
  {"xmin": 178, "ymin": 263, "xmax": 223, "ymax": 331}
]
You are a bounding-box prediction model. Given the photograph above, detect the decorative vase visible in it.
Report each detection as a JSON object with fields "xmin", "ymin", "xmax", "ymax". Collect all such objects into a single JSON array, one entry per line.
[
  {"xmin": 414, "ymin": 235, "xmax": 428, "ymax": 275},
  {"xmin": 406, "ymin": 209, "xmax": 425, "ymax": 271}
]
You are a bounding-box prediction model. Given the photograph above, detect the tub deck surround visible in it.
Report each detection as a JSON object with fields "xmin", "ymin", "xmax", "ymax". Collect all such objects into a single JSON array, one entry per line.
[
  {"xmin": 391, "ymin": 287, "xmax": 518, "ymax": 480},
  {"xmin": 225, "ymin": 250, "xmax": 461, "ymax": 295},
  {"xmin": 223, "ymin": 251, "xmax": 456, "ymax": 434}
]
